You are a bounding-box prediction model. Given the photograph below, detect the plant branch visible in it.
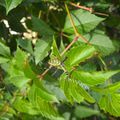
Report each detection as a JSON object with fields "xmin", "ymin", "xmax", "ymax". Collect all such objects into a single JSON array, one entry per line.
[
  {"xmin": 69, "ymin": 2, "xmax": 109, "ymax": 17},
  {"xmin": 65, "ymin": 3, "xmax": 78, "ymax": 35},
  {"xmin": 38, "ymin": 66, "xmax": 52, "ymax": 79},
  {"xmin": 70, "ymin": 2, "xmax": 93, "ymax": 13},
  {"xmin": 60, "ymin": 36, "xmax": 79, "ymax": 56},
  {"xmin": 65, "ymin": 3, "xmax": 90, "ymax": 44}
]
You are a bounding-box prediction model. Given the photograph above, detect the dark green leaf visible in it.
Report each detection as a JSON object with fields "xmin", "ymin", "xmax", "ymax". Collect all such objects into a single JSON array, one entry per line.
[
  {"xmin": 17, "ymin": 38, "xmax": 33, "ymax": 54},
  {"xmin": 34, "ymin": 38, "xmax": 52, "ymax": 64},
  {"xmin": 74, "ymin": 106, "xmax": 100, "ymax": 118},
  {"xmin": 30, "ymin": 16, "xmax": 54, "ymax": 36}
]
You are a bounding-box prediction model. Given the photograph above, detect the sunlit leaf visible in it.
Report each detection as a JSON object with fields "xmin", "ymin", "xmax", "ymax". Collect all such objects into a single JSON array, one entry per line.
[
  {"xmin": 65, "ymin": 45, "xmax": 96, "ymax": 69},
  {"xmin": 99, "ymin": 93, "xmax": 120, "ymax": 116},
  {"xmin": 72, "ymin": 70, "xmax": 119, "ymax": 86},
  {"xmin": 5, "ymin": 0, "xmax": 24, "ymax": 14}
]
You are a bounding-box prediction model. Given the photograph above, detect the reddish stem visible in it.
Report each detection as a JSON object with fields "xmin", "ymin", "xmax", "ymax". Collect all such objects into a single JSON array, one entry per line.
[
  {"xmin": 70, "ymin": 2, "xmax": 93, "ymax": 13},
  {"xmin": 60, "ymin": 36, "xmax": 79, "ymax": 56}
]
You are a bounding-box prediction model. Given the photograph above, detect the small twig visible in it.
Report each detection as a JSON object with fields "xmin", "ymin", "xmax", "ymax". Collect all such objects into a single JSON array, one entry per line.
[
  {"xmin": 69, "ymin": 2, "xmax": 109, "ymax": 17},
  {"xmin": 62, "ymin": 33, "xmax": 70, "ymax": 38},
  {"xmin": 38, "ymin": 66, "xmax": 52, "ymax": 79},
  {"xmin": 94, "ymin": 11, "xmax": 109, "ymax": 17},
  {"xmin": 60, "ymin": 36, "xmax": 79, "ymax": 56},
  {"xmin": 70, "ymin": 2, "xmax": 93, "ymax": 13}
]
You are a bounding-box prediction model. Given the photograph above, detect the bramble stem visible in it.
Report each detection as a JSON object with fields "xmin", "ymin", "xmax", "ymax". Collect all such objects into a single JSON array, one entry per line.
[
  {"xmin": 69, "ymin": 2, "xmax": 93, "ymax": 13},
  {"xmin": 69, "ymin": 2, "xmax": 109, "ymax": 16}
]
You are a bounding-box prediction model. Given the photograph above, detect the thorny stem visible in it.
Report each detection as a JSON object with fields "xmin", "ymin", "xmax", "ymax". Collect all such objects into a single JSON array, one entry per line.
[
  {"xmin": 70, "ymin": 2, "xmax": 93, "ymax": 13},
  {"xmin": 69, "ymin": 2, "xmax": 109, "ymax": 17}
]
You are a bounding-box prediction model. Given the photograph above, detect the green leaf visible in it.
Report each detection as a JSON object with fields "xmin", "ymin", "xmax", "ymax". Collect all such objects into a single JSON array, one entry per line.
[
  {"xmin": 99, "ymin": 93, "xmax": 120, "ymax": 116},
  {"xmin": 0, "ymin": 41, "xmax": 11, "ymax": 58},
  {"xmin": 50, "ymin": 37, "xmax": 61, "ymax": 60},
  {"xmin": 5, "ymin": 0, "xmax": 24, "ymax": 14},
  {"xmin": 105, "ymin": 82, "xmax": 120, "ymax": 93},
  {"xmin": 60, "ymin": 74, "xmax": 95, "ymax": 103},
  {"xmin": 92, "ymin": 81, "xmax": 120, "ymax": 93},
  {"xmin": 72, "ymin": 70, "xmax": 119, "ymax": 86},
  {"xmin": 17, "ymin": 38, "xmax": 33, "ymax": 54},
  {"xmin": 23, "ymin": 61, "xmax": 37, "ymax": 80},
  {"xmin": 6, "ymin": 47, "xmax": 32, "ymax": 88},
  {"xmin": 14, "ymin": 97, "xmax": 63, "ymax": 120},
  {"xmin": 13, "ymin": 98, "xmax": 40, "ymax": 115},
  {"xmin": 29, "ymin": 16, "xmax": 54, "ymax": 36},
  {"xmin": 70, "ymin": 79, "xmax": 95, "ymax": 103},
  {"xmin": 34, "ymin": 38, "xmax": 52, "ymax": 64},
  {"xmin": 69, "ymin": 31, "xmax": 115, "ymax": 56},
  {"xmin": 65, "ymin": 45, "xmax": 96, "ymax": 69},
  {"xmin": 0, "ymin": 56, "xmax": 10, "ymax": 64},
  {"xmin": 28, "ymin": 83, "xmax": 58, "ymax": 103},
  {"xmin": 74, "ymin": 106, "xmax": 100, "ymax": 118},
  {"xmin": 0, "ymin": 1, "xmax": 5, "ymax": 7},
  {"xmin": 14, "ymin": 47, "xmax": 28, "ymax": 69},
  {"xmin": 69, "ymin": 80, "xmax": 84, "ymax": 103},
  {"xmin": 35, "ymin": 97, "xmax": 64, "ymax": 120},
  {"xmin": 60, "ymin": 74, "xmax": 74, "ymax": 103},
  {"xmin": 8, "ymin": 67, "xmax": 30, "ymax": 88},
  {"xmin": 64, "ymin": 9, "xmax": 105, "ymax": 34}
]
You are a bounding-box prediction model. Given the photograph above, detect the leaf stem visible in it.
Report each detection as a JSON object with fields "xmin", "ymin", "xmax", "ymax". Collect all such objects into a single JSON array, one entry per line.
[
  {"xmin": 65, "ymin": 3, "xmax": 90, "ymax": 44},
  {"xmin": 65, "ymin": 3, "xmax": 78, "ymax": 35},
  {"xmin": 98, "ymin": 55, "xmax": 108, "ymax": 71}
]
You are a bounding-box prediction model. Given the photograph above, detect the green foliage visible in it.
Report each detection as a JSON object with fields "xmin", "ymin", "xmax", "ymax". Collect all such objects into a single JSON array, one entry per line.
[
  {"xmin": 0, "ymin": 0, "xmax": 120, "ymax": 120},
  {"xmin": 64, "ymin": 9, "xmax": 105, "ymax": 34},
  {"xmin": 74, "ymin": 106, "xmax": 100, "ymax": 118},
  {"xmin": 5, "ymin": 0, "xmax": 24, "ymax": 14},
  {"xmin": 71, "ymin": 70, "xmax": 119, "ymax": 86}
]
